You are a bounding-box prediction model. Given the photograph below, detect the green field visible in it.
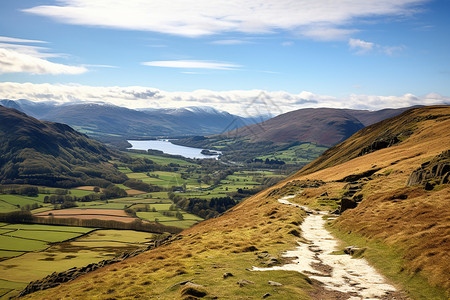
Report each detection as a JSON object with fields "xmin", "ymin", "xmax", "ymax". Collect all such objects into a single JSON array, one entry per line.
[
  {"xmin": 257, "ymin": 143, "xmax": 328, "ymax": 164},
  {"xmin": 0, "ymin": 224, "xmax": 95, "ymax": 255},
  {"xmin": 0, "ymin": 195, "xmax": 42, "ymax": 213},
  {"xmin": 126, "ymin": 152, "xmax": 195, "ymax": 166},
  {"xmin": 0, "ymin": 227, "xmax": 156, "ymax": 299}
]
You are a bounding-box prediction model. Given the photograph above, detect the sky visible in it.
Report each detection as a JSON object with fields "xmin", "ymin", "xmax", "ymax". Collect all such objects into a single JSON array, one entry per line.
[{"xmin": 0, "ymin": 0, "xmax": 449, "ymax": 116}]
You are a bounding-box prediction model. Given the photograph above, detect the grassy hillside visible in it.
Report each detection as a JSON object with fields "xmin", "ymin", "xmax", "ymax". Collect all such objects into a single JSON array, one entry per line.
[
  {"xmin": 20, "ymin": 105, "xmax": 450, "ymax": 299},
  {"xmin": 0, "ymin": 106, "xmax": 126, "ymax": 187},
  {"xmin": 291, "ymin": 105, "xmax": 450, "ymax": 296}
]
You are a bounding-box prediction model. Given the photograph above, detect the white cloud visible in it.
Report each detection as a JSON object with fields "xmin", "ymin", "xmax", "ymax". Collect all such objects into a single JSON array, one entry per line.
[
  {"xmin": 349, "ymin": 38, "xmax": 374, "ymax": 54},
  {"xmin": 349, "ymin": 38, "xmax": 406, "ymax": 55},
  {"xmin": 0, "ymin": 82, "xmax": 447, "ymax": 116},
  {"xmin": 0, "ymin": 48, "xmax": 87, "ymax": 75},
  {"xmin": 0, "ymin": 36, "xmax": 47, "ymax": 44},
  {"xmin": 281, "ymin": 41, "xmax": 294, "ymax": 47},
  {"xmin": 142, "ymin": 60, "xmax": 241, "ymax": 70},
  {"xmin": 23, "ymin": 0, "xmax": 427, "ymax": 40},
  {"xmin": 303, "ymin": 27, "xmax": 359, "ymax": 41},
  {"xmin": 382, "ymin": 45, "xmax": 406, "ymax": 56},
  {"xmin": 211, "ymin": 39, "xmax": 251, "ymax": 45}
]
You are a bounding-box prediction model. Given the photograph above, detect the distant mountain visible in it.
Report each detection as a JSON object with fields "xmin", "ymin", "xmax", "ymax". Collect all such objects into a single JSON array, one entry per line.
[
  {"xmin": 141, "ymin": 106, "xmax": 258, "ymax": 135},
  {"xmin": 223, "ymin": 108, "xmax": 365, "ymax": 146},
  {"xmin": 0, "ymin": 100, "xmax": 264, "ymax": 139},
  {"xmin": 0, "ymin": 105, "xmax": 126, "ymax": 187},
  {"xmin": 343, "ymin": 106, "xmax": 421, "ymax": 126},
  {"xmin": 221, "ymin": 107, "xmax": 416, "ymax": 147}
]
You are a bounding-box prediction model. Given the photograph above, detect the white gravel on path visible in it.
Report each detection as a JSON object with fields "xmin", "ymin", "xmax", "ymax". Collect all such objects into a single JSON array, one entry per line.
[{"xmin": 253, "ymin": 195, "xmax": 399, "ymax": 299}]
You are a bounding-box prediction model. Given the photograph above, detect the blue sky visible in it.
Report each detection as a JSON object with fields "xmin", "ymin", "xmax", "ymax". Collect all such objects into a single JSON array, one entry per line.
[{"xmin": 0, "ymin": 0, "xmax": 449, "ymax": 115}]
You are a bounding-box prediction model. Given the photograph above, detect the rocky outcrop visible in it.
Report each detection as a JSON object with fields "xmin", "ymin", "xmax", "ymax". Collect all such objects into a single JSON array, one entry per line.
[
  {"xmin": 357, "ymin": 135, "xmax": 403, "ymax": 157},
  {"xmin": 268, "ymin": 180, "xmax": 324, "ymax": 197},
  {"xmin": 339, "ymin": 181, "xmax": 366, "ymax": 213},
  {"xmin": 407, "ymin": 150, "xmax": 450, "ymax": 188},
  {"xmin": 17, "ymin": 235, "xmax": 180, "ymax": 298}
]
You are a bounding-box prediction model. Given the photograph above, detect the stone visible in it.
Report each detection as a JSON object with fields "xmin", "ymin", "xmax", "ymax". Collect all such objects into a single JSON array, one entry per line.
[
  {"xmin": 262, "ymin": 293, "xmax": 271, "ymax": 298},
  {"xmin": 268, "ymin": 281, "xmax": 282, "ymax": 286},
  {"xmin": 223, "ymin": 272, "xmax": 234, "ymax": 279},
  {"xmin": 237, "ymin": 279, "xmax": 255, "ymax": 287}
]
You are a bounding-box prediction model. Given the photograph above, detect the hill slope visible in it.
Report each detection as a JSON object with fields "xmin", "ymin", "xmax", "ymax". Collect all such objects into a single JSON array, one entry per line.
[
  {"xmin": 224, "ymin": 107, "xmax": 365, "ymax": 146},
  {"xmin": 0, "ymin": 106, "xmax": 126, "ymax": 187},
  {"xmin": 21, "ymin": 106, "xmax": 450, "ymax": 299}
]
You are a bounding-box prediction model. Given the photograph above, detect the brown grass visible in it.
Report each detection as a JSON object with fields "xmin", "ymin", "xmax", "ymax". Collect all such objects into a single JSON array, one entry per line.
[
  {"xmin": 34, "ymin": 208, "xmax": 138, "ymax": 223},
  {"xmin": 125, "ymin": 189, "xmax": 146, "ymax": 195}
]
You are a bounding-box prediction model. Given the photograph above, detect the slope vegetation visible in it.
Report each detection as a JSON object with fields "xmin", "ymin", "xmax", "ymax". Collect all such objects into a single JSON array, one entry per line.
[
  {"xmin": 292, "ymin": 105, "xmax": 450, "ymax": 296},
  {"xmin": 0, "ymin": 106, "xmax": 126, "ymax": 187}
]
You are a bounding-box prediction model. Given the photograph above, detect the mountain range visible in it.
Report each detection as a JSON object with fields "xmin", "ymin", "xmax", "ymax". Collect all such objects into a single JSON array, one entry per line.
[{"xmin": 0, "ymin": 100, "xmax": 263, "ymax": 139}]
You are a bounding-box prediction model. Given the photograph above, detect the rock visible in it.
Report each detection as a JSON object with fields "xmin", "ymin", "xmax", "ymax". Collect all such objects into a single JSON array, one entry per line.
[
  {"xmin": 266, "ymin": 257, "xmax": 280, "ymax": 266},
  {"xmin": 344, "ymin": 246, "xmax": 364, "ymax": 256},
  {"xmin": 339, "ymin": 198, "xmax": 358, "ymax": 213},
  {"xmin": 223, "ymin": 272, "xmax": 233, "ymax": 279},
  {"xmin": 407, "ymin": 150, "xmax": 450, "ymax": 186},
  {"xmin": 288, "ymin": 229, "xmax": 301, "ymax": 237},
  {"xmin": 242, "ymin": 245, "xmax": 259, "ymax": 252},
  {"xmin": 180, "ymin": 286, "xmax": 208, "ymax": 298},
  {"xmin": 268, "ymin": 281, "xmax": 282, "ymax": 286},
  {"xmin": 237, "ymin": 279, "xmax": 255, "ymax": 287},
  {"xmin": 185, "ymin": 282, "xmax": 205, "ymax": 288},
  {"xmin": 169, "ymin": 280, "xmax": 191, "ymax": 289},
  {"xmin": 262, "ymin": 293, "xmax": 272, "ymax": 298},
  {"xmin": 320, "ymin": 192, "xmax": 328, "ymax": 197}
]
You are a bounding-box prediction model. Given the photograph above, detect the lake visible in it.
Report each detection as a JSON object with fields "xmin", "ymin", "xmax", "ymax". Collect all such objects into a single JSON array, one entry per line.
[{"xmin": 127, "ymin": 140, "xmax": 221, "ymax": 159}]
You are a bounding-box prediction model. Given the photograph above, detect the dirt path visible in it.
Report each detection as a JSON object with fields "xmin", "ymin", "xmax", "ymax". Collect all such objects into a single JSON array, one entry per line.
[{"xmin": 254, "ymin": 196, "xmax": 406, "ymax": 299}]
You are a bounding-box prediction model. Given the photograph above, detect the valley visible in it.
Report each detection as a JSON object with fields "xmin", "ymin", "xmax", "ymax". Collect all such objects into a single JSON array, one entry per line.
[{"xmin": 0, "ymin": 105, "xmax": 448, "ymax": 299}]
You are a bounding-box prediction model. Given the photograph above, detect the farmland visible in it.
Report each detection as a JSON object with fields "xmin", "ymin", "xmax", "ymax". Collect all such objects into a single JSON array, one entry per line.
[
  {"xmin": 0, "ymin": 223, "xmax": 157, "ymax": 299},
  {"xmin": 0, "ymin": 148, "xmax": 292, "ymax": 298}
]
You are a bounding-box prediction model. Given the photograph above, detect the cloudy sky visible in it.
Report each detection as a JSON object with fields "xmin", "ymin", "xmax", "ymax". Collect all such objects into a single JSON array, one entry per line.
[{"xmin": 0, "ymin": 0, "xmax": 449, "ymax": 115}]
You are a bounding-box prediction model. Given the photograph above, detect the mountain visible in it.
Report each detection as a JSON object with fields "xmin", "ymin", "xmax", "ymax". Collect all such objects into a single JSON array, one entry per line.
[
  {"xmin": 343, "ymin": 106, "xmax": 422, "ymax": 126},
  {"xmin": 0, "ymin": 100, "xmax": 264, "ymax": 139},
  {"xmin": 222, "ymin": 106, "xmax": 416, "ymax": 147},
  {"xmin": 24, "ymin": 106, "xmax": 450, "ymax": 299},
  {"xmin": 141, "ymin": 106, "xmax": 256, "ymax": 136},
  {"xmin": 0, "ymin": 105, "xmax": 126, "ymax": 187},
  {"xmin": 223, "ymin": 107, "xmax": 366, "ymax": 146}
]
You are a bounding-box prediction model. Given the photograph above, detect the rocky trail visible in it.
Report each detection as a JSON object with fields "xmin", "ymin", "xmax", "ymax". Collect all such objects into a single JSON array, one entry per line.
[{"xmin": 254, "ymin": 195, "xmax": 408, "ymax": 300}]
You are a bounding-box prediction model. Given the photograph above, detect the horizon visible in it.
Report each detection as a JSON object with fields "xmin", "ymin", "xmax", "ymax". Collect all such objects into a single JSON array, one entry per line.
[{"xmin": 1, "ymin": 1, "xmax": 450, "ymax": 116}]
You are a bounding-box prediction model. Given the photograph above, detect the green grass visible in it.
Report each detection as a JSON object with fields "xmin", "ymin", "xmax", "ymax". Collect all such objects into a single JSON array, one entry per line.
[
  {"xmin": 6, "ymin": 230, "xmax": 83, "ymax": 243},
  {"xmin": 328, "ymin": 222, "xmax": 448, "ymax": 300},
  {"xmin": 0, "ymin": 195, "xmax": 42, "ymax": 212},
  {"xmin": 78, "ymin": 229, "xmax": 155, "ymax": 244},
  {"xmin": 126, "ymin": 152, "xmax": 195, "ymax": 166},
  {"xmin": 0, "ymin": 235, "xmax": 48, "ymax": 252},
  {"xmin": 136, "ymin": 212, "xmax": 201, "ymax": 229},
  {"xmin": 0, "ymin": 228, "xmax": 157, "ymax": 297},
  {"xmin": 2, "ymin": 224, "xmax": 94, "ymax": 233},
  {"xmin": 257, "ymin": 143, "xmax": 328, "ymax": 164},
  {"xmin": 0, "ymin": 279, "xmax": 27, "ymax": 300},
  {"xmin": 67, "ymin": 189, "xmax": 95, "ymax": 197},
  {"xmin": 0, "ymin": 250, "xmax": 25, "ymax": 259}
]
